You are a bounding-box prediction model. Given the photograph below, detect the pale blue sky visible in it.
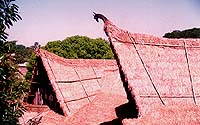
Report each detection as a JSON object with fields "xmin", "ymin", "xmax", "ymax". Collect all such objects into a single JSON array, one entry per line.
[{"xmin": 7, "ymin": 0, "xmax": 200, "ymax": 46}]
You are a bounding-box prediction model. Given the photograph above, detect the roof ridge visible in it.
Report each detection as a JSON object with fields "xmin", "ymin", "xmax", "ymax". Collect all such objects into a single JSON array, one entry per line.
[{"xmin": 37, "ymin": 49, "xmax": 116, "ymax": 67}]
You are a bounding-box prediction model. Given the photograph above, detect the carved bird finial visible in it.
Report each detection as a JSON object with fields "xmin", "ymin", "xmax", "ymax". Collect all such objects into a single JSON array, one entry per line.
[
  {"xmin": 34, "ymin": 41, "xmax": 41, "ymax": 54},
  {"xmin": 93, "ymin": 12, "xmax": 108, "ymax": 23},
  {"xmin": 34, "ymin": 42, "xmax": 39, "ymax": 50}
]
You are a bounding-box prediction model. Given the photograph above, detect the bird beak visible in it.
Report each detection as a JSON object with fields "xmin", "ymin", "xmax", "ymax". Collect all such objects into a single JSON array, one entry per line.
[
  {"xmin": 93, "ymin": 12, "xmax": 99, "ymax": 22},
  {"xmin": 93, "ymin": 12, "xmax": 96, "ymax": 16}
]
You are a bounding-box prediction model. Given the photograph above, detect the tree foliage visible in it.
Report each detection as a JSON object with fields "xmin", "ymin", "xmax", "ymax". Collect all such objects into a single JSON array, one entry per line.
[
  {"xmin": 15, "ymin": 44, "xmax": 33, "ymax": 64},
  {"xmin": 25, "ymin": 52, "xmax": 36, "ymax": 80},
  {"xmin": 2, "ymin": 41, "xmax": 34, "ymax": 64},
  {"xmin": 163, "ymin": 28, "xmax": 200, "ymax": 38},
  {"xmin": 0, "ymin": 45, "xmax": 29, "ymax": 124},
  {"xmin": 0, "ymin": 0, "xmax": 28, "ymax": 124},
  {"xmin": 0, "ymin": 0, "xmax": 22, "ymax": 42},
  {"xmin": 44, "ymin": 35, "xmax": 114, "ymax": 59}
]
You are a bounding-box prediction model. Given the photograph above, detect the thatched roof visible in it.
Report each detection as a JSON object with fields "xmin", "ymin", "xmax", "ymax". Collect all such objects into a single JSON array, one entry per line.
[
  {"xmin": 33, "ymin": 49, "xmax": 123, "ymax": 116},
  {"xmin": 94, "ymin": 13, "xmax": 200, "ymax": 124}
]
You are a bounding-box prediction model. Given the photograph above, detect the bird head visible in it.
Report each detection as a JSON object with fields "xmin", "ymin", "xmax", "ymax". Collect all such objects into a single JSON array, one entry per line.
[{"xmin": 93, "ymin": 12, "xmax": 108, "ymax": 23}]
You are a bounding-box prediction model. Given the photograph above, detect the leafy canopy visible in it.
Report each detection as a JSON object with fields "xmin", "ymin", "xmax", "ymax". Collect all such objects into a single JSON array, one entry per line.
[
  {"xmin": 0, "ymin": 45, "xmax": 29, "ymax": 124},
  {"xmin": 25, "ymin": 52, "xmax": 36, "ymax": 80},
  {"xmin": 163, "ymin": 28, "xmax": 200, "ymax": 38},
  {"xmin": 44, "ymin": 35, "xmax": 114, "ymax": 59},
  {"xmin": 0, "ymin": 0, "xmax": 29, "ymax": 124},
  {"xmin": 15, "ymin": 44, "xmax": 33, "ymax": 64},
  {"xmin": 0, "ymin": 0, "xmax": 22, "ymax": 42}
]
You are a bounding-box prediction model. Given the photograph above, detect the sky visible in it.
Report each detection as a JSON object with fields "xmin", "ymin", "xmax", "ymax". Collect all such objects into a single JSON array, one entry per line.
[{"xmin": 7, "ymin": 0, "xmax": 200, "ymax": 46}]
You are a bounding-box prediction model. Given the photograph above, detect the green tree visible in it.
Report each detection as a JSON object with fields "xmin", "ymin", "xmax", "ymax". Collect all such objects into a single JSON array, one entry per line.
[
  {"xmin": 0, "ymin": 47, "xmax": 29, "ymax": 124},
  {"xmin": 0, "ymin": 0, "xmax": 29, "ymax": 124},
  {"xmin": 44, "ymin": 35, "xmax": 114, "ymax": 59},
  {"xmin": 163, "ymin": 28, "xmax": 200, "ymax": 38},
  {"xmin": 0, "ymin": 0, "xmax": 22, "ymax": 42},
  {"xmin": 2, "ymin": 41, "xmax": 34, "ymax": 64},
  {"xmin": 15, "ymin": 44, "xmax": 34, "ymax": 64},
  {"xmin": 25, "ymin": 52, "xmax": 36, "ymax": 80}
]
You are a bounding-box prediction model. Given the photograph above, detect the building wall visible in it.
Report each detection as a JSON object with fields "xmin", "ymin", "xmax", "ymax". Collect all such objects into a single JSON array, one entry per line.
[{"xmin": 28, "ymin": 58, "xmax": 64, "ymax": 115}]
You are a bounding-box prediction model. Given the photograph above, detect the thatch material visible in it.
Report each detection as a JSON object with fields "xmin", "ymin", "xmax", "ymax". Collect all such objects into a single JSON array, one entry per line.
[
  {"xmin": 94, "ymin": 13, "xmax": 200, "ymax": 117},
  {"xmin": 31, "ymin": 49, "xmax": 120, "ymax": 116}
]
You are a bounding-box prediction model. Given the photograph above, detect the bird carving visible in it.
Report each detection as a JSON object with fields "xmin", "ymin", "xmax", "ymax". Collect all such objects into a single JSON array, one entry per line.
[
  {"xmin": 93, "ymin": 12, "xmax": 129, "ymax": 43},
  {"xmin": 93, "ymin": 12, "xmax": 108, "ymax": 23},
  {"xmin": 93, "ymin": 12, "xmax": 110, "ymax": 37}
]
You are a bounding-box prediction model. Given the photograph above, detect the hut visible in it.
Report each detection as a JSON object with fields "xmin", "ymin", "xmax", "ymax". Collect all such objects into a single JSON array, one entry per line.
[{"xmin": 27, "ymin": 49, "xmax": 123, "ymax": 116}]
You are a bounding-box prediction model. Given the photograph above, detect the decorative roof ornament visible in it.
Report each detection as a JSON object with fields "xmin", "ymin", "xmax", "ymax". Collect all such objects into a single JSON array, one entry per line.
[
  {"xmin": 34, "ymin": 42, "xmax": 41, "ymax": 55},
  {"xmin": 93, "ymin": 12, "xmax": 133, "ymax": 43},
  {"xmin": 34, "ymin": 42, "xmax": 39, "ymax": 50},
  {"xmin": 93, "ymin": 12, "xmax": 108, "ymax": 23}
]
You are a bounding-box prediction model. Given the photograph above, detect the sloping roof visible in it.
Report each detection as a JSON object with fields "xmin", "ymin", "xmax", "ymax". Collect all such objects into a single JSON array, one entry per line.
[
  {"xmin": 96, "ymin": 13, "xmax": 200, "ymax": 119},
  {"xmin": 34, "ymin": 49, "xmax": 121, "ymax": 116}
]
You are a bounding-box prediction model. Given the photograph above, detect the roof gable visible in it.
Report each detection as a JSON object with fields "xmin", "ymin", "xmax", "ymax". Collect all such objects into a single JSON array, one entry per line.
[
  {"xmin": 32, "ymin": 49, "xmax": 119, "ymax": 116},
  {"xmin": 98, "ymin": 14, "xmax": 200, "ymax": 117}
]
